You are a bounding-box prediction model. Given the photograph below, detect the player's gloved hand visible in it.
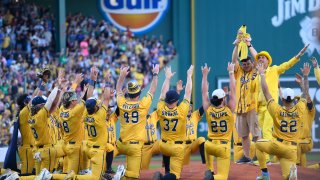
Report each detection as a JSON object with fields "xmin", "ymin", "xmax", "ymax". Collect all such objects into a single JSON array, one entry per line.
[{"xmin": 33, "ymin": 152, "xmax": 42, "ymax": 162}]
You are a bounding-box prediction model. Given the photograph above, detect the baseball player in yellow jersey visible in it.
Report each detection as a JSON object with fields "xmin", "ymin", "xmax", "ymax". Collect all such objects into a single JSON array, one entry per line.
[
  {"xmin": 294, "ymin": 72, "xmax": 316, "ymax": 167},
  {"xmin": 141, "ymin": 110, "xmax": 160, "ymax": 170},
  {"xmin": 254, "ymin": 44, "xmax": 309, "ymax": 162},
  {"xmin": 16, "ymin": 94, "xmax": 35, "ymax": 175},
  {"xmin": 255, "ymin": 63, "xmax": 312, "ymax": 180},
  {"xmin": 183, "ymin": 101, "xmax": 206, "ymax": 165},
  {"xmin": 28, "ymin": 78, "xmax": 66, "ymax": 175},
  {"xmin": 58, "ymin": 71, "xmax": 95, "ymax": 174},
  {"xmin": 152, "ymin": 65, "xmax": 193, "ymax": 180},
  {"xmin": 65, "ymin": 71, "xmax": 113, "ymax": 180},
  {"xmin": 113, "ymin": 64, "xmax": 159, "ymax": 180},
  {"xmin": 310, "ymin": 57, "xmax": 320, "ymax": 85},
  {"xmin": 232, "ymin": 38, "xmax": 261, "ymax": 164},
  {"xmin": 201, "ymin": 62, "xmax": 236, "ymax": 180}
]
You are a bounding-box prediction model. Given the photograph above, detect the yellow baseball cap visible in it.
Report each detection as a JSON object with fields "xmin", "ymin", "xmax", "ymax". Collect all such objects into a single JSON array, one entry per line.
[
  {"xmin": 256, "ymin": 51, "xmax": 272, "ymax": 66},
  {"xmin": 127, "ymin": 80, "xmax": 141, "ymax": 94}
]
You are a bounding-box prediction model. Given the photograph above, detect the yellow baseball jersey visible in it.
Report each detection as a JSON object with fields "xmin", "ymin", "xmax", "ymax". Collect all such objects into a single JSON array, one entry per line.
[
  {"xmin": 186, "ymin": 107, "xmax": 204, "ymax": 140},
  {"xmin": 257, "ymin": 57, "xmax": 299, "ymax": 105},
  {"xmin": 107, "ymin": 111, "xmax": 118, "ymax": 144},
  {"xmin": 117, "ymin": 92, "xmax": 153, "ymax": 142},
  {"xmin": 84, "ymin": 104, "xmax": 109, "ymax": 147},
  {"xmin": 145, "ymin": 111, "xmax": 159, "ymax": 143},
  {"xmin": 28, "ymin": 107, "xmax": 51, "ymax": 146},
  {"xmin": 60, "ymin": 101, "xmax": 85, "ymax": 143},
  {"xmin": 234, "ymin": 64, "xmax": 258, "ymax": 113},
  {"xmin": 205, "ymin": 105, "xmax": 234, "ymax": 141},
  {"xmin": 19, "ymin": 106, "xmax": 34, "ymax": 145},
  {"xmin": 300, "ymin": 103, "xmax": 315, "ymax": 139},
  {"xmin": 157, "ymin": 98, "xmax": 190, "ymax": 141},
  {"xmin": 267, "ymin": 98, "xmax": 306, "ymax": 141}
]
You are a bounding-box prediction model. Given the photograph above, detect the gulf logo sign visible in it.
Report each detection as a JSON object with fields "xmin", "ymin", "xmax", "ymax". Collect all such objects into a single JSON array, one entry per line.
[{"xmin": 99, "ymin": 0, "xmax": 169, "ymax": 34}]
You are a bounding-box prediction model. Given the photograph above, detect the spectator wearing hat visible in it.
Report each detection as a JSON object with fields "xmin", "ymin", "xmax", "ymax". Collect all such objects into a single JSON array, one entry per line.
[{"xmin": 254, "ymin": 44, "xmax": 309, "ymax": 164}]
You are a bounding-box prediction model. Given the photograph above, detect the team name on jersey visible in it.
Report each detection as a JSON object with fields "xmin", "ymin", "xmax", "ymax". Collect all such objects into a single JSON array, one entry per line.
[
  {"xmin": 209, "ymin": 111, "xmax": 228, "ymax": 118},
  {"xmin": 161, "ymin": 110, "xmax": 178, "ymax": 116},
  {"xmin": 60, "ymin": 112, "xmax": 70, "ymax": 118},
  {"xmin": 122, "ymin": 103, "xmax": 140, "ymax": 109},
  {"xmin": 85, "ymin": 117, "xmax": 95, "ymax": 123},
  {"xmin": 279, "ymin": 111, "xmax": 298, "ymax": 118},
  {"xmin": 28, "ymin": 119, "xmax": 35, "ymax": 124}
]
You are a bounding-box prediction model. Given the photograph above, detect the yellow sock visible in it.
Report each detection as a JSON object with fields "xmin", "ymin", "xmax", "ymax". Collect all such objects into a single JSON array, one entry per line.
[{"xmin": 307, "ymin": 163, "xmax": 320, "ymax": 169}]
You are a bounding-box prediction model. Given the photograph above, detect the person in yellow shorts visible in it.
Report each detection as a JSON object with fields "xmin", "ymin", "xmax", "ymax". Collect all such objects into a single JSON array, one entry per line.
[
  {"xmin": 113, "ymin": 64, "xmax": 159, "ymax": 180},
  {"xmin": 255, "ymin": 62, "xmax": 312, "ymax": 180},
  {"xmin": 202, "ymin": 62, "xmax": 236, "ymax": 180},
  {"xmin": 152, "ymin": 65, "xmax": 193, "ymax": 180}
]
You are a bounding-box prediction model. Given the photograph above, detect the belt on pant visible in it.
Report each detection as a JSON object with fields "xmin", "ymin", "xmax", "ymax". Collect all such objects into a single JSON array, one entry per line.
[
  {"xmin": 144, "ymin": 141, "xmax": 155, "ymax": 145},
  {"xmin": 69, "ymin": 141, "xmax": 76, "ymax": 144},
  {"xmin": 276, "ymin": 138, "xmax": 297, "ymax": 146},
  {"xmin": 37, "ymin": 144, "xmax": 53, "ymax": 148},
  {"xmin": 21, "ymin": 144, "xmax": 34, "ymax": 148},
  {"xmin": 234, "ymin": 143, "xmax": 242, "ymax": 146},
  {"xmin": 119, "ymin": 138, "xmax": 140, "ymax": 144},
  {"xmin": 162, "ymin": 139, "xmax": 184, "ymax": 144},
  {"xmin": 92, "ymin": 145, "xmax": 100, "ymax": 148},
  {"xmin": 208, "ymin": 139, "xmax": 228, "ymax": 144},
  {"xmin": 185, "ymin": 140, "xmax": 195, "ymax": 144}
]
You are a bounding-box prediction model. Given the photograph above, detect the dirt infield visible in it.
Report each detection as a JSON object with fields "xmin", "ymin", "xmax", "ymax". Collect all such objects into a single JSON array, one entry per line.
[{"xmin": 115, "ymin": 160, "xmax": 320, "ymax": 179}]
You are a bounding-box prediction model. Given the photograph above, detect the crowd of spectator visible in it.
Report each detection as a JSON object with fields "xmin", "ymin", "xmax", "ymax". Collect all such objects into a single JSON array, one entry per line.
[{"xmin": 0, "ymin": 1, "xmax": 176, "ymax": 146}]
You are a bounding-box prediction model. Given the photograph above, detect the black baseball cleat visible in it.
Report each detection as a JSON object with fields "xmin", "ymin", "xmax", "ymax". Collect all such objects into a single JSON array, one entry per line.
[
  {"xmin": 101, "ymin": 173, "xmax": 113, "ymax": 180},
  {"xmin": 106, "ymin": 168, "xmax": 116, "ymax": 174},
  {"xmin": 152, "ymin": 171, "xmax": 163, "ymax": 180},
  {"xmin": 236, "ymin": 156, "xmax": 251, "ymax": 164}
]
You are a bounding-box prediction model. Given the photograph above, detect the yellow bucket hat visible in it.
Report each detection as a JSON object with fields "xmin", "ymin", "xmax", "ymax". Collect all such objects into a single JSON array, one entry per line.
[
  {"xmin": 127, "ymin": 80, "xmax": 141, "ymax": 94},
  {"xmin": 256, "ymin": 51, "xmax": 272, "ymax": 66}
]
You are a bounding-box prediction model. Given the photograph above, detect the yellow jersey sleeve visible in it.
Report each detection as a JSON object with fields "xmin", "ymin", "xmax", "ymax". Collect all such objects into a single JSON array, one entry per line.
[
  {"xmin": 191, "ymin": 109, "xmax": 202, "ymax": 123},
  {"xmin": 140, "ymin": 92, "xmax": 153, "ymax": 109},
  {"xmin": 109, "ymin": 112, "xmax": 118, "ymax": 123},
  {"xmin": 150, "ymin": 111, "xmax": 159, "ymax": 125},
  {"xmin": 277, "ymin": 56, "xmax": 299, "ymax": 75},
  {"xmin": 117, "ymin": 94, "xmax": 126, "ymax": 107},
  {"xmin": 266, "ymin": 98, "xmax": 281, "ymax": 120},
  {"xmin": 73, "ymin": 100, "xmax": 85, "ymax": 114},
  {"xmin": 178, "ymin": 98, "xmax": 190, "ymax": 119}
]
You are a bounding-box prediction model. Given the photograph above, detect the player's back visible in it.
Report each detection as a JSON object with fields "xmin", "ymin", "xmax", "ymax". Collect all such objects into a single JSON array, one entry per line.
[
  {"xmin": 205, "ymin": 105, "xmax": 234, "ymax": 141},
  {"xmin": 118, "ymin": 93, "xmax": 152, "ymax": 142},
  {"xmin": 84, "ymin": 104, "xmax": 108, "ymax": 147},
  {"xmin": 268, "ymin": 99, "xmax": 307, "ymax": 142},
  {"xmin": 60, "ymin": 102, "xmax": 85, "ymax": 143},
  {"xmin": 20, "ymin": 106, "xmax": 35, "ymax": 145},
  {"xmin": 29, "ymin": 107, "xmax": 51, "ymax": 146},
  {"xmin": 157, "ymin": 98, "xmax": 190, "ymax": 141}
]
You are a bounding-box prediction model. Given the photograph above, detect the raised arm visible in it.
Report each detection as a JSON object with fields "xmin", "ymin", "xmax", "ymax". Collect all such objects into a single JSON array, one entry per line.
[
  {"xmin": 246, "ymin": 40, "xmax": 257, "ymax": 59},
  {"xmin": 201, "ymin": 63, "xmax": 211, "ymax": 110},
  {"xmin": 295, "ymin": 73, "xmax": 305, "ymax": 98},
  {"xmin": 301, "ymin": 62, "xmax": 311, "ymax": 104},
  {"xmin": 148, "ymin": 64, "xmax": 160, "ymax": 96},
  {"xmin": 232, "ymin": 41, "xmax": 239, "ymax": 67},
  {"xmin": 184, "ymin": 65, "xmax": 194, "ymax": 101},
  {"xmin": 159, "ymin": 66, "xmax": 175, "ymax": 99},
  {"xmin": 176, "ymin": 80, "xmax": 184, "ymax": 95},
  {"xmin": 116, "ymin": 66, "xmax": 130, "ymax": 95},
  {"xmin": 101, "ymin": 72, "xmax": 112, "ymax": 107},
  {"xmin": 257, "ymin": 63, "xmax": 272, "ymax": 101},
  {"xmin": 71, "ymin": 73, "xmax": 84, "ymax": 91},
  {"xmin": 310, "ymin": 57, "xmax": 320, "ymax": 85},
  {"xmin": 87, "ymin": 66, "xmax": 98, "ymax": 98},
  {"xmin": 227, "ymin": 62, "xmax": 236, "ymax": 112},
  {"xmin": 278, "ymin": 44, "xmax": 309, "ymax": 74},
  {"xmin": 46, "ymin": 78, "xmax": 68, "ymax": 113}
]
